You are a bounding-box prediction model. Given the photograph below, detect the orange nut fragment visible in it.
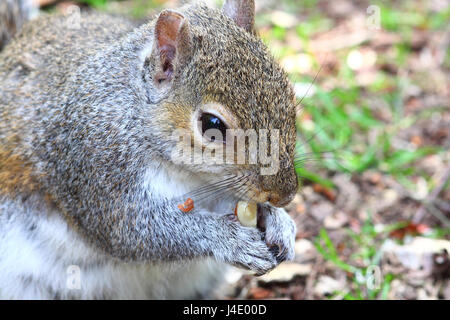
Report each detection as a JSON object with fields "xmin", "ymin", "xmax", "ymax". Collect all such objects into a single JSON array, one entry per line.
[{"xmin": 178, "ymin": 198, "xmax": 194, "ymax": 213}]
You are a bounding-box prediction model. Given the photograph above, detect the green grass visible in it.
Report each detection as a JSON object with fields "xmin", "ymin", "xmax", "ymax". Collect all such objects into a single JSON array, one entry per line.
[
  {"xmin": 314, "ymin": 217, "xmax": 400, "ymax": 300},
  {"xmin": 76, "ymin": 0, "xmax": 163, "ymax": 19},
  {"xmin": 314, "ymin": 213, "xmax": 449, "ymax": 299},
  {"xmin": 289, "ymin": 2, "xmax": 447, "ymax": 193},
  {"xmin": 79, "ymin": 0, "xmax": 108, "ymax": 8},
  {"xmin": 296, "ymin": 85, "xmax": 440, "ymax": 180}
]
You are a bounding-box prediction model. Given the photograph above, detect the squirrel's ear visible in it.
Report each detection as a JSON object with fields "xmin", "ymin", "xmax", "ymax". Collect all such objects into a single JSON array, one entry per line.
[
  {"xmin": 153, "ymin": 10, "xmax": 192, "ymax": 84},
  {"xmin": 222, "ymin": 0, "xmax": 255, "ymax": 33}
]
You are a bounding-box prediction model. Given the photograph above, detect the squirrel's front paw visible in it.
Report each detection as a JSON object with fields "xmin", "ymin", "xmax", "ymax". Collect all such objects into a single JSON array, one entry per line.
[
  {"xmin": 258, "ymin": 206, "xmax": 296, "ymax": 263},
  {"xmin": 217, "ymin": 215, "xmax": 277, "ymax": 275}
]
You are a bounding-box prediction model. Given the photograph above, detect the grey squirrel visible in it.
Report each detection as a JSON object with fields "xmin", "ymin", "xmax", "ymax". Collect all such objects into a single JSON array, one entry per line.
[{"xmin": 0, "ymin": 0, "xmax": 298, "ymax": 299}]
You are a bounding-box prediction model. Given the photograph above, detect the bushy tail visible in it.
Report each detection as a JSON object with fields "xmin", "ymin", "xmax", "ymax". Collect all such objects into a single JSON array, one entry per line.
[{"xmin": 0, "ymin": 0, "xmax": 35, "ymax": 50}]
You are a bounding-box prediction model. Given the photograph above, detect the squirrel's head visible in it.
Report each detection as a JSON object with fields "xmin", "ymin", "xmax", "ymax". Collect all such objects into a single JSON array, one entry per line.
[{"xmin": 144, "ymin": 0, "xmax": 297, "ymax": 207}]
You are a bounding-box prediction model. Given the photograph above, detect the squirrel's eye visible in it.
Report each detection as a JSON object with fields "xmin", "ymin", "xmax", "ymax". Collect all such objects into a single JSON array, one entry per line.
[{"xmin": 200, "ymin": 112, "xmax": 228, "ymax": 143}]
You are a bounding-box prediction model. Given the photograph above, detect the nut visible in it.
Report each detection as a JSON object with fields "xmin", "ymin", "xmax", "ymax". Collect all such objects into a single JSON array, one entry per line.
[{"xmin": 235, "ymin": 201, "xmax": 257, "ymax": 228}]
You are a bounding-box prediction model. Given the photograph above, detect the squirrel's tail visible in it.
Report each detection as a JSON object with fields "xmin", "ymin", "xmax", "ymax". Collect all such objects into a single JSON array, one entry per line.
[{"xmin": 0, "ymin": 0, "xmax": 36, "ymax": 51}]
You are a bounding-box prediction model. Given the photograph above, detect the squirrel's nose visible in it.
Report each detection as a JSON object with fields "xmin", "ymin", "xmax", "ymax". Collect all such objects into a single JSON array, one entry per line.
[
  {"xmin": 259, "ymin": 157, "xmax": 298, "ymax": 208},
  {"xmin": 261, "ymin": 170, "xmax": 298, "ymax": 208},
  {"xmin": 267, "ymin": 190, "xmax": 296, "ymax": 207}
]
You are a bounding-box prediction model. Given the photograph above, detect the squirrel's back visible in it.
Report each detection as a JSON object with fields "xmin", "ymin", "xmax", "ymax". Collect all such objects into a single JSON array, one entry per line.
[
  {"xmin": 0, "ymin": 10, "xmax": 136, "ymax": 150},
  {"xmin": 0, "ymin": 10, "xmax": 136, "ymax": 89}
]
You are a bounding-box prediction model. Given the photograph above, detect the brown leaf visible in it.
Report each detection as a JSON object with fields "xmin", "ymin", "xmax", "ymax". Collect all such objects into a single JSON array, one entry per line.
[
  {"xmin": 389, "ymin": 221, "xmax": 430, "ymax": 240},
  {"xmin": 313, "ymin": 183, "xmax": 336, "ymax": 202}
]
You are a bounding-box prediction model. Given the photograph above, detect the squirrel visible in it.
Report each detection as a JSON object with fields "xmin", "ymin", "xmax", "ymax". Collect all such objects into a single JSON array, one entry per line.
[{"xmin": 0, "ymin": 0, "xmax": 299, "ymax": 299}]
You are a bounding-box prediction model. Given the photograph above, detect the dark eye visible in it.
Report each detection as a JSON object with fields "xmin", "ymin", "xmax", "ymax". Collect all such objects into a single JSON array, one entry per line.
[{"xmin": 200, "ymin": 112, "xmax": 228, "ymax": 143}]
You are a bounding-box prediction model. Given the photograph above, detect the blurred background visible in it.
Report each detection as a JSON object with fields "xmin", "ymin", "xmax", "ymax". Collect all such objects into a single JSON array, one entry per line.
[{"xmin": 37, "ymin": 0, "xmax": 449, "ymax": 299}]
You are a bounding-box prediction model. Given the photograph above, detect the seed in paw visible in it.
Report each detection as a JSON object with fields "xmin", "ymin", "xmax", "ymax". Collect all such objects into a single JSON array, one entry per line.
[{"xmin": 235, "ymin": 201, "xmax": 257, "ymax": 228}]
